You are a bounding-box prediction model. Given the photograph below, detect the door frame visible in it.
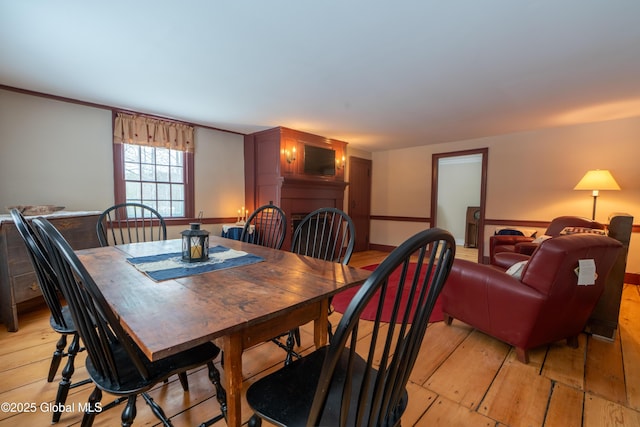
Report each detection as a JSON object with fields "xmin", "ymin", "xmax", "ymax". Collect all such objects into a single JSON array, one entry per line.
[{"xmin": 431, "ymin": 148, "xmax": 488, "ymax": 262}]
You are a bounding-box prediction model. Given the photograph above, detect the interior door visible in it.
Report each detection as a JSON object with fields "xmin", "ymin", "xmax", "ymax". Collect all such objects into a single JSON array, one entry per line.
[
  {"xmin": 431, "ymin": 148, "xmax": 487, "ymax": 262},
  {"xmin": 348, "ymin": 157, "xmax": 372, "ymax": 252}
]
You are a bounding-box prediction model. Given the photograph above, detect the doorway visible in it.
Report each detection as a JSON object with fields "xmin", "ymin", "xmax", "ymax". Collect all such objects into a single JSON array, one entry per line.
[
  {"xmin": 348, "ymin": 156, "xmax": 372, "ymax": 252},
  {"xmin": 431, "ymin": 148, "xmax": 488, "ymax": 262}
]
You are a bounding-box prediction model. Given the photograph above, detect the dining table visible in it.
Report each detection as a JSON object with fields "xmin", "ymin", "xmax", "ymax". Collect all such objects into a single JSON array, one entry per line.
[{"xmin": 75, "ymin": 235, "xmax": 371, "ymax": 427}]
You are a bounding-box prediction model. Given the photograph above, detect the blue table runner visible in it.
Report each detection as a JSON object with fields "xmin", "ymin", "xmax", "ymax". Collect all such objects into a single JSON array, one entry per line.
[{"xmin": 127, "ymin": 245, "xmax": 264, "ymax": 281}]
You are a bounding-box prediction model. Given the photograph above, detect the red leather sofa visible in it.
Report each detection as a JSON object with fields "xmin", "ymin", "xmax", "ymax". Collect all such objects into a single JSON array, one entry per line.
[
  {"xmin": 490, "ymin": 216, "xmax": 605, "ymax": 269},
  {"xmin": 442, "ymin": 233, "xmax": 621, "ymax": 363}
]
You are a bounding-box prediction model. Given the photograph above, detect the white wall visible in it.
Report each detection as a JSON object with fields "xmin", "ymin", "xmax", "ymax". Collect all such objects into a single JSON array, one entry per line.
[
  {"xmin": 193, "ymin": 127, "xmax": 246, "ymax": 219},
  {"xmin": 0, "ymin": 89, "xmax": 246, "ymax": 238},
  {"xmin": 371, "ymin": 116, "xmax": 640, "ymax": 273},
  {"xmin": 0, "ymin": 89, "xmax": 113, "ymax": 209}
]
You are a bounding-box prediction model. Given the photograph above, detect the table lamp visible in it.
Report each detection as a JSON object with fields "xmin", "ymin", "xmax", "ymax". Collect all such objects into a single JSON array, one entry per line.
[{"xmin": 573, "ymin": 169, "xmax": 620, "ymax": 220}]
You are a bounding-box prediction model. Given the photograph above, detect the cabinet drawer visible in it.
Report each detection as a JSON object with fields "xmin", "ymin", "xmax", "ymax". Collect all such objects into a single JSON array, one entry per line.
[{"xmin": 13, "ymin": 272, "xmax": 41, "ymax": 303}]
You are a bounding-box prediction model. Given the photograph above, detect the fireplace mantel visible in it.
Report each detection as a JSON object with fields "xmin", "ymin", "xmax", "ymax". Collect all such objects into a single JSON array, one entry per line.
[{"xmin": 244, "ymin": 127, "xmax": 348, "ymax": 250}]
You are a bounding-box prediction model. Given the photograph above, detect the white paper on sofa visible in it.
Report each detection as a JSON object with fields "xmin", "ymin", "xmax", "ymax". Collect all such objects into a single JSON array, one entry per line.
[{"xmin": 576, "ymin": 259, "xmax": 596, "ymax": 286}]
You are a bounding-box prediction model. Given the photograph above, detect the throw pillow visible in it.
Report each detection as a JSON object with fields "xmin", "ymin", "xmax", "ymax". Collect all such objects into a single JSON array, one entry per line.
[
  {"xmin": 495, "ymin": 228, "xmax": 524, "ymax": 236},
  {"xmin": 532, "ymin": 235, "xmax": 552, "ymax": 244},
  {"xmin": 560, "ymin": 227, "xmax": 606, "ymax": 235},
  {"xmin": 506, "ymin": 260, "xmax": 528, "ymax": 280}
]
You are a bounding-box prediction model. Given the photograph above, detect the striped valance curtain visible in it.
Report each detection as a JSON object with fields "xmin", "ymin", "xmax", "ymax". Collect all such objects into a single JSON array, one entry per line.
[{"xmin": 113, "ymin": 112, "xmax": 194, "ymax": 153}]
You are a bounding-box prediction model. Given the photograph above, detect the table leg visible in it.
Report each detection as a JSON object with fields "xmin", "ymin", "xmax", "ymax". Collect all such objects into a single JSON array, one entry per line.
[
  {"xmin": 313, "ymin": 299, "xmax": 329, "ymax": 349},
  {"xmin": 221, "ymin": 333, "xmax": 244, "ymax": 427}
]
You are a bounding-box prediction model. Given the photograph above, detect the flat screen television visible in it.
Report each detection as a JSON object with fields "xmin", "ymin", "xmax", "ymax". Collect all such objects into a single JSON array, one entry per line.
[{"xmin": 303, "ymin": 145, "xmax": 336, "ymax": 176}]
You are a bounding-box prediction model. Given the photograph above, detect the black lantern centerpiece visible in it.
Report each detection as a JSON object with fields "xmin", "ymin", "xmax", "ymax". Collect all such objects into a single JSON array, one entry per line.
[{"xmin": 181, "ymin": 223, "xmax": 209, "ymax": 263}]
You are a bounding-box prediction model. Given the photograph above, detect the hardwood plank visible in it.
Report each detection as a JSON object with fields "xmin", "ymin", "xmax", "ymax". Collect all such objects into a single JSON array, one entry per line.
[
  {"xmin": 545, "ymin": 383, "xmax": 584, "ymax": 427},
  {"xmin": 239, "ymin": 339, "xmax": 299, "ymax": 380},
  {"xmin": 349, "ymin": 250, "xmax": 389, "ymax": 268},
  {"xmin": 410, "ymin": 321, "xmax": 473, "ymax": 385},
  {"xmin": 402, "ymin": 380, "xmax": 438, "ymax": 426},
  {"xmin": 620, "ymin": 284, "xmax": 640, "ymax": 410},
  {"xmin": 0, "ymin": 405, "xmax": 81, "ymax": 426},
  {"xmin": 425, "ymin": 330, "xmax": 510, "ymax": 409},
  {"xmin": 541, "ymin": 334, "xmax": 588, "ymax": 390},
  {"xmin": 0, "ymin": 359, "xmax": 52, "ymax": 394},
  {"xmin": 583, "ymin": 393, "xmax": 640, "ymax": 427},
  {"xmin": 478, "ymin": 355, "xmax": 551, "ymax": 427},
  {"xmin": 0, "ymin": 339, "xmax": 57, "ymax": 372},
  {"xmin": 0, "ymin": 379, "xmax": 57, "ymax": 423},
  {"xmin": 141, "ymin": 366, "xmax": 225, "ymax": 426},
  {"xmin": 0, "ymin": 310, "xmax": 57, "ymax": 356},
  {"xmin": 523, "ymin": 345, "xmax": 549, "ymax": 368},
  {"xmin": 585, "ymin": 332, "xmax": 626, "ymax": 404},
  {"xmin": 415, "ymin": 395, "xmax": 496, "ymax": 427}
]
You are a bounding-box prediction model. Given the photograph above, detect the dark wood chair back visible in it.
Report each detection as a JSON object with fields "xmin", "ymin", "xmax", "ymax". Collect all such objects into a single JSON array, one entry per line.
[
  {"xmin": 291, "ymin": 207, "xmax": 355, "ymax": 264},
  {"xmin": 10, "ymin": 209, "xmax": 90, "ymax": 423},
  {"xmin": 10, "ymin": 209, "xmax": 69, "ymax": 330},
  {"xmin": 241, "ymin": 203, "xmax": 287, "ymax": 249},
  {"xmin": 311, "ymin": 228, "xmax": 455, "ymax": 425},
  {"xmin": 96, "ymin": 202, "xmax": 167, "ymax": 246},
  {"xmin": 36, "ymin": 217, "xmax": 151, "ymax": 382},
  {"xmin": 33, "ymin": 217, "xmax": 226, "ymax": 426},
  {"xmin": 246, "ymin": 228, "xmax": 456, "ymax": 426}
]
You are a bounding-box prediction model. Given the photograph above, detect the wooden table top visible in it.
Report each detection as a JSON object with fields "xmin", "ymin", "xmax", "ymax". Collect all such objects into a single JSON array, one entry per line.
[{"xmin": 76, "ymin": 236, "xmax": 371, "ymax": 361}]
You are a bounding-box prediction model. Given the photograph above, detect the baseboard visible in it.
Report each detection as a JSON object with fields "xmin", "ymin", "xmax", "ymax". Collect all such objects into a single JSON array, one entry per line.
[
  {"xmin": 368, "ymin": 243, "xmax": 395, "ymax": 252},
  {"xmin": 625, "ymin": 272, "xmax": 640, "ymax": 285}
]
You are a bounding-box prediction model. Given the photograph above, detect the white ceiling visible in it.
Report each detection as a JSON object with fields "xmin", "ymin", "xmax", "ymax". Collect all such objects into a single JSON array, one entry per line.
[{"xmin": 2, "ymin": 1, "xmax": 640, "ymax": 152}]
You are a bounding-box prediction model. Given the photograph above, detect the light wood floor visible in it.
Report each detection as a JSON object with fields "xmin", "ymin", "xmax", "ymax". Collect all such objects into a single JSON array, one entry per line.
[{"xmin": 2, "ymin": 247, "xmax": 640, "ymax": 426}]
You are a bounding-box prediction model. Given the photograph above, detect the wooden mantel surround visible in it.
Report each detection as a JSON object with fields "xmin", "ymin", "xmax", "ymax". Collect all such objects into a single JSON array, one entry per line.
[{"xmin": 244, "ymin": 126, "xmax": 348, "ymax": 250}]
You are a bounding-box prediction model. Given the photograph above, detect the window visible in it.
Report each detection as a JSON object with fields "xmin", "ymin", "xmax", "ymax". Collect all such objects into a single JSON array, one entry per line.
[
  {"xmin": 113, "ymin": 112, "xmax": 195, "ymax": 219},
  {"xmin": 122, "ymin": 144, "xmax": 185, "ymax": 217}
]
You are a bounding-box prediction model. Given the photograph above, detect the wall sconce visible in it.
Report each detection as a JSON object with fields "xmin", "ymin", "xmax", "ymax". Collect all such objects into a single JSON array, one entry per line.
[
  {"xmin": 336, "ymin": 155, "xmax": 345, "ymax": 170},
  {"xmin": 573, "ymin": 169, "xmax": 621, "ymax": 220},
  {"xmin": 285, "ymin": 146, "xmax": 296, "ymax": 164}
]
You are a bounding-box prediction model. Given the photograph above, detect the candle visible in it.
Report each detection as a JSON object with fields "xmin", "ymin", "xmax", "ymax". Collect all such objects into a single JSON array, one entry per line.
[{"xmin": 190, "ymin": 245, "xmax": 202, "ymax": 259}]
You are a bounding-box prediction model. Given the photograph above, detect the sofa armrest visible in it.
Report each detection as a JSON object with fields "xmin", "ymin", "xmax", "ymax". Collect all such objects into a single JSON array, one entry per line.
[
  {"xmin": 489, "ymin": 235, "xmax": 535, "ymax": 262},
  {"xmin": 515, "ymin": 241, "xmax": 539, "ymax": 255},
  {"xmin": 490, "ymin": 235, "xmax": 535, "ymax": 246},
  {"xmin": 441, "ymin": 259, "xmax": 545, "ymax": 342},
  {"xmin": 492, "ymin": 252, "xmax": 531, "ymax": 270}
]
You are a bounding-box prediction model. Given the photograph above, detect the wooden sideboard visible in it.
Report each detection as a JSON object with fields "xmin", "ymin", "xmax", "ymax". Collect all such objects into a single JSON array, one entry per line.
[{"xmin": 0, "ymin": 211, "xmax": 101, "ymax": 332}]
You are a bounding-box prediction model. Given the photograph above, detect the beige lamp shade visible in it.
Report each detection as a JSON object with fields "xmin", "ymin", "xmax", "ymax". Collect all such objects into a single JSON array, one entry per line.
[
  {"xmin": 574, "ymin": 169, "xmax": 621, "ymax": 192},
  {"xmin": 574, "ymin": 169, "xmax": 620, "ymax": 220}
]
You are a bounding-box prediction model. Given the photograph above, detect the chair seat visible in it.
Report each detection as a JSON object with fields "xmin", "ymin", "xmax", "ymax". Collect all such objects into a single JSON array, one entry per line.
[
  {"xmin": 246, "ymin": 228, "xmax": 454, "ymax": 426},
  {"xmin": 49, "ymin": 305, "xmax": 76, "ymax": 335},
  {"xmin": 246, "ymin": 346, "xmax": 407, "ymax": 427},
  {"xmin": 86, "ymin": 339, "xmax": 220, "ymax": 396}
]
